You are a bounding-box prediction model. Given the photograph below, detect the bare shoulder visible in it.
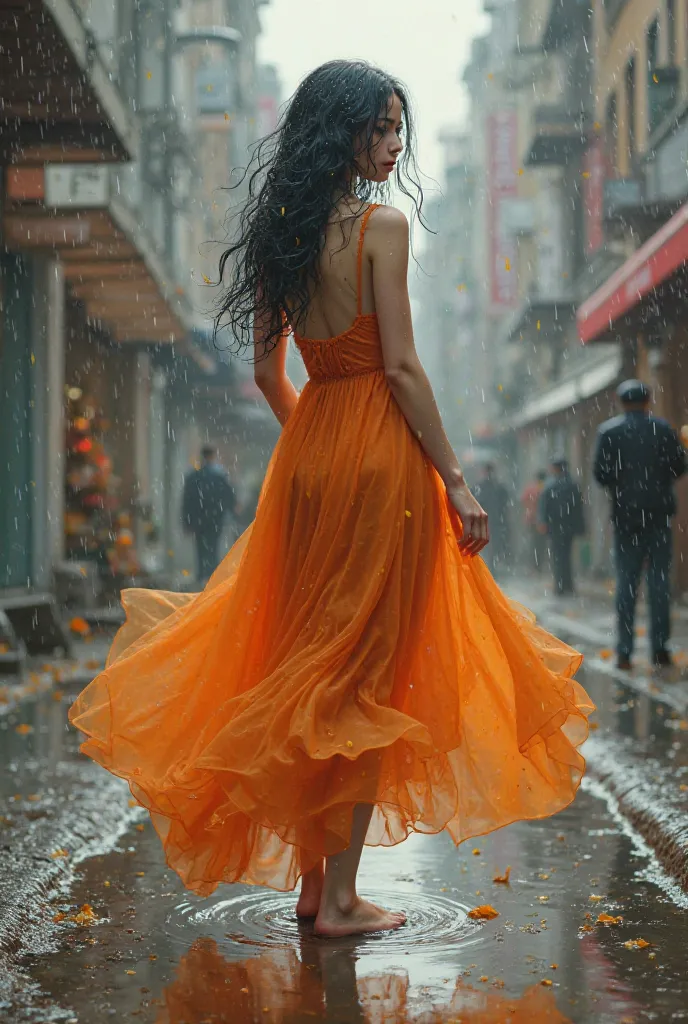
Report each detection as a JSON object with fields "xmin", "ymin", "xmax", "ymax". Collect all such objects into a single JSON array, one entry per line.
[
  {"xmin": 366, "ymin": 206, "xmax": 409, "ymax": 260},
  {"xmin": 368, "ymin": 205, "xmax": 408, "ymax": 235}
]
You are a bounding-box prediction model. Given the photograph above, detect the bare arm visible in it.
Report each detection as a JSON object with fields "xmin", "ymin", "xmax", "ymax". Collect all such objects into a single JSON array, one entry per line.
[
  {"xmin": 368, "ymin": 208, "xmax": 488, "ymax": 555},
  {"xmin": 253, "ymin": 312, "xmax": 299, "ymax": 428}
]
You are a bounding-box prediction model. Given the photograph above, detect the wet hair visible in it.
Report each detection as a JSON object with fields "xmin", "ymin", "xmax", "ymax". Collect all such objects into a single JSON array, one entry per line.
[{"xmin": 213, "ymin": 59, "xmax": 425, "ymax": 359}]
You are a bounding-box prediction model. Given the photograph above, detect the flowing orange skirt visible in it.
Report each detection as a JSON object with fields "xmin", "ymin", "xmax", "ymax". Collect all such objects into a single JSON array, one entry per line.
[{"xmin": 69, "ymin": 369, "xmax": 593, "ymax": 895}]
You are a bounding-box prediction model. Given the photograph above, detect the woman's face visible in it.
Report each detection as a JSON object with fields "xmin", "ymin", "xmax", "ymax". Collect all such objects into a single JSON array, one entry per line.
[{"xmin": 355, "ymin": 92, "xmax": 404, "ymax": 183}]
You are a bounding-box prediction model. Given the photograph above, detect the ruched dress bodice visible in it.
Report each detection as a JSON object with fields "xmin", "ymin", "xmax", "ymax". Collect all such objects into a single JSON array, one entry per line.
[{"xmin": 294, "ymin": 313, "xmax": 385, "ymax": 382}]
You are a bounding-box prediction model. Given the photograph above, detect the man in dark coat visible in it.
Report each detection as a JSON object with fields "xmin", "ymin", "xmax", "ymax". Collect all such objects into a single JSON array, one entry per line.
[
  {"xmin": 538, "ymin": 456, "xmax": 585, "ymax": 597},
  {"xmin": 593, "ymin": 379, "xmax": 686, "ymax": 670},
  {"xmin": 474, "ymin": 462, "xmax": 510, "ymax": 577},
  {"xmin": 182, "ymin": 445, "xmax": 237, "ymax": 584}
]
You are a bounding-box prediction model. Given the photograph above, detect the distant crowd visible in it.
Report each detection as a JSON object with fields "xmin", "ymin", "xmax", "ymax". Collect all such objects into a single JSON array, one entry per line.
[{"xmin": 474, "ymin": 379, "xmax": 686, "ymax": 670}]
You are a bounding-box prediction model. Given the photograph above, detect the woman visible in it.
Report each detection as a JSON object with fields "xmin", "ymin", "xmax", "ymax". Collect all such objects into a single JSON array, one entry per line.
[{"xmin": 69, "ymin": 60, "xmax": 593, "ymax": 939}]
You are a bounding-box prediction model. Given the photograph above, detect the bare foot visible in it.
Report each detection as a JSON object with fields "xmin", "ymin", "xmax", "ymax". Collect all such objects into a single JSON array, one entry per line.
[
  {"xmin": 296, "ymin": 867, "xmax": 324, "ymax": 919},
  {"xmin": 314, "ymin": 898, "xmax": 406, "ymax": 937}
]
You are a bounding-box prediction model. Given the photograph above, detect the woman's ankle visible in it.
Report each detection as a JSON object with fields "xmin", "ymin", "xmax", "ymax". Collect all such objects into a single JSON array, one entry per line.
[{"xmin": 319, "ymin": 885, "xmax": 358, "ymax": 915}]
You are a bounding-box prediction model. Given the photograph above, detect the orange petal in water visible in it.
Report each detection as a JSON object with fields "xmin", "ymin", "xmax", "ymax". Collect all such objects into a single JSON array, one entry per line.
[
  {"xmin": 493, "ymin": 866, "xmax": 511, "ymax": 884},
  {"xmin": 467, "ymin": 904, "xmax": 499, "ymax": 921},
  {"xmin": 70, "ymin": 904, "xmax": 97, "ymax": 925}
]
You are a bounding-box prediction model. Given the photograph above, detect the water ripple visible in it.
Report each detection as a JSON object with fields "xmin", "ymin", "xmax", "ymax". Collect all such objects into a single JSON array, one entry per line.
[{"xmin": 165, "ymin": 886, "xmax": 485, "ymax": 956}]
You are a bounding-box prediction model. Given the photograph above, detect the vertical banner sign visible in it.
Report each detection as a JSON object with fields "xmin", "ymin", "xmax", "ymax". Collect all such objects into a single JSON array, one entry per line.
[
  {"xmin": 257, "ymin": 94, "xmax": 278, "ymax": 138},
  {"xmin": 537, "ymin": 178, "xmax": 566, "ymax": 294},
  {"xmin": 487, "ymin": 110, "xmax": 519, "ymax": 311},
  {"xmin": 584, "ymin": 137, "xmax": 605, "ymax": 254}
]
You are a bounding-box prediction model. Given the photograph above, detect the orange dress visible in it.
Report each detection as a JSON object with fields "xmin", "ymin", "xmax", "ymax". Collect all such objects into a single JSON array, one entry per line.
[{"xmin": 69, "ymin": 205, "xmax": 593, "ymax": 896}]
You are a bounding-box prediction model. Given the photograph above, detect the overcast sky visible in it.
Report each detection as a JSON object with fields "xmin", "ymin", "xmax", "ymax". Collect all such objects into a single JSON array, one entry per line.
[{"xmin": 258, "ymin": 1, "xmax": 488, "ymax": 190}]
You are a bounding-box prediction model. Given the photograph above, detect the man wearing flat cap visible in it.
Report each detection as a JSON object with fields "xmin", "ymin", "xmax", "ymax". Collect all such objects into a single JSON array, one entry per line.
[{"xmin": 593, "ymin": 379, "xmax": 686, "ymax": 670}]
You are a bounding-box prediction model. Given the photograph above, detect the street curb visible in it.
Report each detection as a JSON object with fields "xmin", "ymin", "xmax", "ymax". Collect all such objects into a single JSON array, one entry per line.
[
  {"xmin": 583, "ymin": 734, "xmax": 688, "ymax": 891},
  {"xmin": 0, "ymin": 654, "xmax": 139, "ymax": 1016},
  {"xmin": 0, "ymin": 766, "xmax": 141, "ymax": 1011}
]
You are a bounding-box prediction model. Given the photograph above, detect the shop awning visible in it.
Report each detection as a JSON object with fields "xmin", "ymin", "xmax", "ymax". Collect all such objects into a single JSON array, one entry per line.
[
  {"xmin": 505, "ymin": 292, "xmax": 575, "ymax": 343},
  {"xmin": 0, "ymin": 0, "xmax": 137, "ymax": 164},
  {"xmin": 3, "ymin": 167, "xmax": 192, "ymax": 345},
  {"xmin": 508, "ymin": 348, "xmax": 622, "ymax": 428},
  {"xmin": 577, "ymin": 201, "xmax": 688, "ymax": 344}
]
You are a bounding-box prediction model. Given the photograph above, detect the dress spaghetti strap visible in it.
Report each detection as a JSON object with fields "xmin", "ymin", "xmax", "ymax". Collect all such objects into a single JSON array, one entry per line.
[{"xmin": 356, "ymin": 204, "xmax": 380, "ymax": 316}]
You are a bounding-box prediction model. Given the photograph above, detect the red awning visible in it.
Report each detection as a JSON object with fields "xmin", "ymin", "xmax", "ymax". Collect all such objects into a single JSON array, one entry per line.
[{"xmin": 577, "ymin": 201, "xmax": 688, "ymax": 343}]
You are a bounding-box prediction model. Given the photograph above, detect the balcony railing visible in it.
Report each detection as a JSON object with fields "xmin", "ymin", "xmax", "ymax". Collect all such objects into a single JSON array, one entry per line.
[
  {"xmin": 645, "ymin": 115, "xmax": 688, "ymax": 204},
  {"xmin": 648, "ymin": 67, "xmax": 680, "ymax": 136},
  {"xmin": 524, "ymin": 104, "xmax": 588, "ymax": 167},
  {"xmin": 603, "ymin": 178, "xmax": 643, "ymax": 222}
]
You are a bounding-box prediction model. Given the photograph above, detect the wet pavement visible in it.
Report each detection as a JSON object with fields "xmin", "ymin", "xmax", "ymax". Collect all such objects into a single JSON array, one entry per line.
[
  {"xmin": 7, "ymin": 775, "xmax": 688, "ymax": 1023},
  {"xmin": 2, "ymin": 583, "xmax": 688, "ymax": 1022}
]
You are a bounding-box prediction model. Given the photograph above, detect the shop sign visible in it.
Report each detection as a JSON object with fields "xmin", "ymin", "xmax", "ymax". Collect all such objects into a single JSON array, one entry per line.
[
  {"xmin": 44, "ymin": 165, "xmax": 110, "ymax": 208},
  {"xmin": 583, "ymin": 137, "xmax": 605, "ymax": 254},
  {"xmin": 487, "ymin": 110, "xmax": 519, "ymax": 311}
]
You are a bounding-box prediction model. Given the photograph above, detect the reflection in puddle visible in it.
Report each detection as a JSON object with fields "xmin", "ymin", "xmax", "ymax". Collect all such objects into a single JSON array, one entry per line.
[{"xmin": 156, "ymin": 936, "xmax": 571, "ymax": 1023}]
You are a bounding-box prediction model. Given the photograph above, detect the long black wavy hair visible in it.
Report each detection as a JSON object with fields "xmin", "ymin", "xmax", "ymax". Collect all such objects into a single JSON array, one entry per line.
[{"xmin": 214, "ymin": 59, "xmax": 425, "ymax": 358}]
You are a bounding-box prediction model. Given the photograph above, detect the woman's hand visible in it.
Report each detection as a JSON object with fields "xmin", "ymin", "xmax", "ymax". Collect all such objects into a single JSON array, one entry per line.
[{"xmin": 447, "ymin": 482, "xmax": 489, "ymax": 557}]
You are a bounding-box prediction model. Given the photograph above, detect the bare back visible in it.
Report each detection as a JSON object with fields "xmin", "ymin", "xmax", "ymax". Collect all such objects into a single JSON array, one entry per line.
[{"xmin": 290, "ymin": 204, "xmax": 377, "ymax": 341}]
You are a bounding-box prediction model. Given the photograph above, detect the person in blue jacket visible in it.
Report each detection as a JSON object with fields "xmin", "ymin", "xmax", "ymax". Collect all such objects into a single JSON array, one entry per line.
[
  {"xmin": 182, "ymin": 445, "xmax": 237, "ymax": 584},
  {"xmin": 593, "ymin": 380, "xmax": 686, "ymax": 670}
]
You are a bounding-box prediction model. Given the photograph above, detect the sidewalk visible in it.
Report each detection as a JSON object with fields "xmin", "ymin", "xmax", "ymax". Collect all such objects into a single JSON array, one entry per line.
[
  {"xmin": 507, "ymin": 573, "xmax": 688, "ymax": 706},
  {"xmin": 0, "ymin": 627, "xmax": 112, "ymax": 718},
  {"xmin": 506, "ymin": 573, "xmax": 688, "ymax": 890},
  {"xmin": 0, "ymin": 617, "xmax": 143, "ymax": 998}
]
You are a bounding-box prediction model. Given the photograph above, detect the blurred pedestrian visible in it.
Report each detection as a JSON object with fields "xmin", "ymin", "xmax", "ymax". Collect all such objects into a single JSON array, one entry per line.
[
  {"xmin": 593, "ymin": 379, "xmax": 686, "ymax": 670},
  {"xmin": 474, "ymin": 462, "xmax": 510, "ymax": 577},
  {"xmin": 182, "ymin": 445, "xmax": 237, "ymax": 584},
  {"xmin": 538, "ymin": 457, "xmax": 585, "ymax": 597},
  {"xmin": 520, "ymin": 469, "xmax": 547, "ymax": 572}
]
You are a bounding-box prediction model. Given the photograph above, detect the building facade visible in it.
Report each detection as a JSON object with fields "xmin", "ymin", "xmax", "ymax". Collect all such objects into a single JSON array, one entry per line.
[
  {"xmin": 0, "ymin": 0, "xmax": 273, "ymax": 600},
  {"xmin": 431, "ymin": 0, "xmax": 688, "ymax": 589}
]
